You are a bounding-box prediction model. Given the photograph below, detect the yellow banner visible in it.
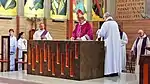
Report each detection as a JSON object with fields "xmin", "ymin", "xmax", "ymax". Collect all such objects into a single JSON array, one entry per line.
[
  {"xmin": 24, "ymin": 0, "xmax": 44, "ymax": 17},
  {"xmin": 73, "ymin": 0, "xmax": 87, "ymax": 21},
  {"xmin": 92, "ymin": 0, "xmax": 105, "ymax": 21},
  {"xmin": 0, "ymin": 0, "xmax": 17, "ymax": 16},
  {"xmin": 50, "ymin": 0, "xmax": 67, "ymax": 20}
]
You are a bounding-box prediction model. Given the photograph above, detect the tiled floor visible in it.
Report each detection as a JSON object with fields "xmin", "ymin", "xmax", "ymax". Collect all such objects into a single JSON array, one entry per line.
[{"xmin": 0, "ymin": 71, "xmax": 139, "ymax": 84}]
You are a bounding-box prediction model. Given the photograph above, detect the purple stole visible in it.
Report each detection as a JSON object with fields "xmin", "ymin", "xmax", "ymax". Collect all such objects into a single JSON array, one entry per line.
[
  {"xmin": 41, "ymin": 30, "xmax": 48, "ymax": 39},
  {"xmin": 135, "ymin": 36, "xmax": 147, "ymax": 56}
]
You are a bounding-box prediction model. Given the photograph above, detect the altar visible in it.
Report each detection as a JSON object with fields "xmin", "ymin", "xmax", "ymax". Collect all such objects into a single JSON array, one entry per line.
[{"xmin": 27, "ymin": 40, "xmax": 105, "ymax": 80}]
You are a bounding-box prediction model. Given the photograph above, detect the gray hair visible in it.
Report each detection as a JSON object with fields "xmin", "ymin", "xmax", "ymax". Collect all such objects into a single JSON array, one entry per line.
[{"xmin": 103, "ymin": 12, "xmax": 111, "ymax": 17}]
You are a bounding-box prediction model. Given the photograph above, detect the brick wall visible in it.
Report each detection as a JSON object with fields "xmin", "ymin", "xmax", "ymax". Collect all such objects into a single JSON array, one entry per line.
[
  {"xmin": 0, "ymin": 17, "xmax": 67, "ymax": 54},
  {"xmin": 0, "ymin": 18, "xmax": 16, "ymax": 54},
  {"xmin": 119, "ymin": 20, "xmax": 150, "ymax": 50}
]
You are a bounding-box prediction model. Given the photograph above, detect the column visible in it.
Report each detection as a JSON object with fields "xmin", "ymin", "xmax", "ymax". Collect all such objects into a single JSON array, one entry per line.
[
  {"xmin": 87, "ymin": 0, "xmax": 92, "ymax": 21},
  {"xmin": 17, "ymin": 0, "xmax": 24, "ymax": 16},
  {"xmin": 107, "ymin": 0, "xmax": 116, "ymax": 18},
  {"xmin": 44, "ymin": 0, "xmax": 50, "ymax": 18}
]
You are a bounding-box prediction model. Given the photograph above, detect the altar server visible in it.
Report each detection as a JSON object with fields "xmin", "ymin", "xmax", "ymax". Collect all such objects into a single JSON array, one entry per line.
[
  {"xmin": 17, "ymin": 32, "xmax": 27, "ymax": 71},
  {"xmin": 33, "ymin": 23, "xmax": 53, "ymax": 40},
  {"xmin": 9, "ymin": 29, "xmax": 17, "ymax": 71},
  {"xmin": 131, "ymin": 29, "xmax": 150, "ymax": 73},
  {"xmin": 119, "ymin": 25, "xmax": 128, "ymax": 72},
  {"xmin": 96, "ymin": 12, "xmax": 122, "ymax": 76},
  {"xmin": 71, "ymin": 9, "xmax": 93, "ymax": 41}
]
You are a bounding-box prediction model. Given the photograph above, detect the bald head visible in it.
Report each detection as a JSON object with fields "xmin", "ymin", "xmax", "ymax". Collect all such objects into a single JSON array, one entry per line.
[
  {"xmin": 103, "ymin": 12, "xmax": 111, "ymax": 17},
  {"xmin": 138, "ymin": 29, "xmax": 144, "ymax": 37},
  {"xmin": 103, "ymin": 12, "xmax": 112, "ymax": 21}
]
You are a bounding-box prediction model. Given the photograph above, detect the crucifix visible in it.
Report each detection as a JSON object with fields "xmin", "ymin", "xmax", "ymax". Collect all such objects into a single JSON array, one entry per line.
[{"xmin": 28, "ymin": 14, "xmax": 41, "ymax": 40}]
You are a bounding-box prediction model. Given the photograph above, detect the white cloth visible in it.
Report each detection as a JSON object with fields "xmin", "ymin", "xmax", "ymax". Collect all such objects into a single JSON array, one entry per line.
[
  {"xmin": 97, "ymin": 18, "xmax": 122, "ymax": 75},
  {"xmin": 17, "ymin": 38, "xmax": 27, "ymax": 71},
  {"xmin": 10, "ymin": 36, "xmax": 17, "ymax": 53},
  {"xmin": 131, "ymin": 34, "xmax": 150, "ymax": 73},
  {"xmin": 33, "ymin": 29, "xmax": 53, "ymax": 40},
  {"xmin": 120, "ymin": 32, "xmax": 128, "ymax": 71},
  {"xmin": 10, "ymin": 36, "xmax": 17, "ymax": 71}
]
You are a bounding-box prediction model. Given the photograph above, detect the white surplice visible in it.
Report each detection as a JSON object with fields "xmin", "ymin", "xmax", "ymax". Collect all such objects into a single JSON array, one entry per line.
[
  {"xmin": 17, "ymin": 38, "xmax": 27, "ymax": 71},
  {"xmin": 10, "ymin": 36, "xmax": 17, "ymax": 71},
  {"xmin": 33, "ymin": 29, "xmax": 53, "ymax": 40},
  {"xmin": 120, "ymin": 32, "xmax": 128, "ymax": 71},
  {"xmin": 97, "ymin": 17, "xmax": 122, "ymax": 75},
  {"xmin": 131, "ymin": 34, "xmax": 150, "ymax": 74}
]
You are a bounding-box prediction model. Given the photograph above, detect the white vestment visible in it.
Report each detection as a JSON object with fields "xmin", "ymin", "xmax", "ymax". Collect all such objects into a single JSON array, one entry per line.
[
  {"xmin": 131, "ymin": 34, "xmax": 150, "ymax": 74},
  {"xmin": 120, "ymin": 32, "xmax": 128, "ymax": 71},
  {"xmin": 97, "ymin": 17, "xmax": 122, "ymax": 75},
  {"xmin": 10, "ymin": 36, "xmax": 17, "ymax": 71},
  {"xmin": 17, "ymin": 38, "xmax": 27, "ymax": 71},
  {"xmin": 33, "ymin": 29, "xmax": 53, "ymax": 40}
]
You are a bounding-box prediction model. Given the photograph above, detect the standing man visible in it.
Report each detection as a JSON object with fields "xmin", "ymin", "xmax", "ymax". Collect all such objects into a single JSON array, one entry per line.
[
  {"xmin": 71, "ymin": 9, "xmax": 93, "ymax": 41},
  {"xmin": 119, "ymin": 25, "xmax": 128, "ymax": 72},
  {"xmin": 9, "ymin": 29, "xmax": 17, "ymax": 71},
  {"xmin": 96, "ymin": 12, "xmax": 122, "ymax": 76},
  {"xmin": 33, "ymin": 23, "xmax": 53, "ymax": 40},
  {"xmin": 131, "ymin": 29, "xmax": 150, "ymax": 73}
]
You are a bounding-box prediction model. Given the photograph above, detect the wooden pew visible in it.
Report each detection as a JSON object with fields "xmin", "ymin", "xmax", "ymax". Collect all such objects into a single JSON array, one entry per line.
[{"xmin": 27, "ymin": 40, "xmax": 105, "ymax": 80}]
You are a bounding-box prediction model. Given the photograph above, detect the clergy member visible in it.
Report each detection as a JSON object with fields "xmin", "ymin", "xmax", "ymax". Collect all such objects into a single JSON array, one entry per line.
[
  {"xmin": 96, "ymin": 12, "xmax": 122, "ymax": 76},
  {"xmin": 33, "ymin": 23, "xmax": 53, "ymax": 40},
  {"xmin": 71, "ymin": 9, "xmax": 93, "ymax": 41},
  {"xmin": 131, "ymin": 29, "xmax": 150, "ymax": 73},
  {"xmin": 119, "ymin": 25, "xmax": 128, "ymax": 72},
  {"xmin": 17, "ymin": 32, "xmax": 27, "ymax": 71},
  {"xmin": 9, "ymin": 29, "xmax": 17, "ymax": 71}
]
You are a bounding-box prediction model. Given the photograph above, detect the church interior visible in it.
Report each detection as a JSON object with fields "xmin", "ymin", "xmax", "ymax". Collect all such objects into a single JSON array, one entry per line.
[{"xmin": 0, "ymin": 0, "xmax": 149, "ymax": 84}]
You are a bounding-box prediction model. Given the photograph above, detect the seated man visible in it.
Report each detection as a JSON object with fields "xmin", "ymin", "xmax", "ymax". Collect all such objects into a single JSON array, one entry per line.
[
  {"xmin": 33, "ymin": 23, "xmax": 53, "ymax": 40},
  {"xmin": 131, "ymin": 29, "xmax": 150, "ymax": 73},
  {"xmin": 71, "ymin": 9, "xmax": 93, "ymax": 41}
]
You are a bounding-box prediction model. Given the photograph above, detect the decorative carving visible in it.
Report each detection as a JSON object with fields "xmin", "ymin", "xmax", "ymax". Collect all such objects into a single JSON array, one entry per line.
[{"xmin": 116, "ymin": 0, "xmax": 145, "ymax": 20}]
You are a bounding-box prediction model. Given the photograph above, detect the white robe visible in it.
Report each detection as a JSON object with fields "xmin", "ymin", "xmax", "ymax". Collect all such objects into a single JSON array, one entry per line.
[
  {"xmin": 97, "ymin": 17, "xmax": 122, "ymax": 75},
  {"xmin": 120, "ymin": 32, "xmax": 128, "ymax": 71},
  {"xmin": 131, "ymin": 34, "xmax": 150, "ymax": 73},
  {"xmin": 33, "ymin": 29, "xmax": 53, "ymax": 40},
  {"xmin": 10, "ymin": 36, "xmax": 17, "ymax": 71},
  {"xmin": 17, "ymin": 38, "xmax": 27, "ymax": 71}
]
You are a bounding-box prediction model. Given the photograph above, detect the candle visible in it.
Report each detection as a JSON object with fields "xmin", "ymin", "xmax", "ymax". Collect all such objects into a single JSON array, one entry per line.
[
  {"xmin": 40, "ymin": 49, "xmax": 43, "ymax": 74},
  {"xmin": 48, "ymin": 46, "xmax": 51, "ymax": 71},
  {"xmin": 65, "ymin": 43, "xmax": 69, "ymax": 67},
  {"xmin": 52, "ymin": 53, "xmax": 55, "ymax": 76},
  {"xmin": 56, "ymin": 42, "xmax": 60, "ymax": 64},
  {"xmin": 75, "ymin": 43, "xmax": 79, "ymax": 59},
  {"xmin": 32, "ymin": 48, "xmax": 35, "ymax": 71},
  {"xmin": 36, "ymin": 44, "xmax": 39, "ymax": 63},
  {"xmin": 61, "ymin": 53, "xmax": 64, "ymax": 75}
]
